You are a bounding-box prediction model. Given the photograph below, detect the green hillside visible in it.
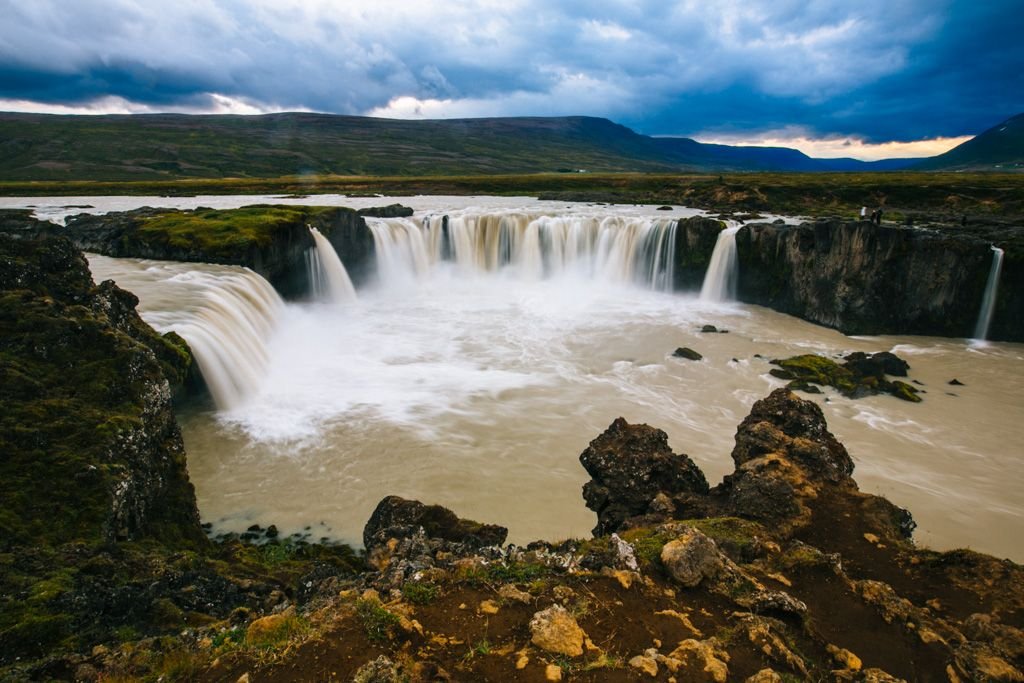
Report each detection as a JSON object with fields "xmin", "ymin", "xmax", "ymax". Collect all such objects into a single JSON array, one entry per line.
[
  {"xmin": 0, "ymin": 113, "xmax": 683, "ymax": 180},
  {"xmin": 915, "ymin": 113, "xmax": 1024, "ymax": 171},
  {"xmin": 0, "ymin": 112, "xmax": 917, "ymax": 181}
]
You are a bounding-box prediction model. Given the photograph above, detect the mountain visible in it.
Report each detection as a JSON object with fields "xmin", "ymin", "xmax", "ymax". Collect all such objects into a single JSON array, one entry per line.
[
  {"xmin": 652, "ymin": 136, "xmax": 915, "ymax": 172},
  {"xmin": 0, "ymin": 111, "xmax": 919, "ymax": 181},
  {"xmin": 915, "ymin": 113, "xmax": 1024, "ymax": 171}
]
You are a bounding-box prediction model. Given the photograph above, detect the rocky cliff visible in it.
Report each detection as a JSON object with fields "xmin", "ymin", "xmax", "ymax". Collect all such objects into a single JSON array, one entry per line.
[
  {"xmin": 735, "ymin": 219, "xmax": 1023, "ymax": 341},
  {"xmin": 0, "ymin": 235, "xmax": 360, "ymax": 672},
  {"xmin": 0, "ymin": 234, "xmax": 201, "ymax": 549}
]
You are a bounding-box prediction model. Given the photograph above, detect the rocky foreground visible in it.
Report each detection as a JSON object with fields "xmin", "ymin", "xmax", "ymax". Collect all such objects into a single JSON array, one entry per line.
[{"xmin": 1, "ymin": 234, "xmax": 1023, "ymax": 682}]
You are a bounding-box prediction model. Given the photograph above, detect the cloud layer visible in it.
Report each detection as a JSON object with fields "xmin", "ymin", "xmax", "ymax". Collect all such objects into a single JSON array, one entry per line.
[{"xmin": 0, "ymin": 0, "xmax": 1020, "ymax": 157}]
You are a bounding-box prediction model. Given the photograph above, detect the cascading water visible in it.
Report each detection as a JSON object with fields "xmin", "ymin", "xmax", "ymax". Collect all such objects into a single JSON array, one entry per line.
[
  {"xmin": 86, "ymin": 255, "xmax": 285, "ymax": 411},
  {"xmin": 699, "ymin": 225, "xmax": 742, "ymax": 302},
  {"xmin": 308, "ymin": 227, "xmax": 358, "ymax": 304},
  {"xmin": 973, "ymin": 246, "xmax": 1005, "ymax": 341},
  {"xmin": 368, "ymin": 212, "xmax": 678, "ymax": 291}
]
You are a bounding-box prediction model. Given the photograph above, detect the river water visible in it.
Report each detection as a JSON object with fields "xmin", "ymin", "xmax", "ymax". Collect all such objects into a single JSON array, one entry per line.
[{"xmin": 8, "ymin": 195, "xmax": 1022, "ymax": 560}]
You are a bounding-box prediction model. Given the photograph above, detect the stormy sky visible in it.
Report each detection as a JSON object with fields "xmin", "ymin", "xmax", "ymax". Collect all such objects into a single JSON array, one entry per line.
[{"xmin": 1, "ymin": 0, "xmax": 1020, "ymax": 159}]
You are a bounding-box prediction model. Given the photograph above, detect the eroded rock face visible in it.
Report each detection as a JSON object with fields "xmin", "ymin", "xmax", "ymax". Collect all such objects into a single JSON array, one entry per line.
[
  {"xmin": 730, "ymin": 387, "xmax": 853, "ymax": 482},
  {"xmin": 721, "ymin": 389, "xmax": 857, "ymax": 532},
  {"xmin": 0, "ymin": 235, "xmax": 202, "ymax": 548},
  {"xmin": 363, "ymin": 496, "xmax": 508, "ymax": 556},
  {"xmin": 735, "ymin": 219, "xmax": 1021, "ymax": 341},
  {"xmin": 672, "ymin": 217, "xmax": 728, "ymax": 290},
  {"xmin": 580, "ymin": 417, "xmax": 709, "ymax": 535}
]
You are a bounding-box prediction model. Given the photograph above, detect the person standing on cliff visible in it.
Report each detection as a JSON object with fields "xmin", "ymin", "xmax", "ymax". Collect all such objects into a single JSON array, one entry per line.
[{"xmin": 860, "ymin": 206, "xmax": 867, "ymax": 220}]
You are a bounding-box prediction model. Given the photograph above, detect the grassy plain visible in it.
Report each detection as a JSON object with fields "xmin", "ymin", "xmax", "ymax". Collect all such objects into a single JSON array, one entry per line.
[{"xmin": 2, "ymin": 172, "xmax": 1023, "ymax": 220}]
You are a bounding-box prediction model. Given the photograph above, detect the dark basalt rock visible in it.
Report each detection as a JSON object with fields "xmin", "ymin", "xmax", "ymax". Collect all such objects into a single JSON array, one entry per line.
[
  {"xmin": 770, "ymin": 352, "xmax": 921, "ymax": 402},
  {"xmin": 0, "ymin": 234, "xmax": 202, "ymax": 548},
  {"xmin": 580, "ymin": 417, "xmax": 709, "ymax": 535},
  {"xmin": 673, "ymin": 347, "xmax": 703, "ymax": 361},
  {"xmin": 729, "ymin": 388, "xmax": 853, "ymax": 482},
  {"xmin": 672, "ymin": 217, "xmax": 728, "ymax": 290},
  {"xmin": 843, "ymin": 351, "xmax": 909, "ymax": 377},
  {"xmin": 735, "ymin": 219, "xmax": 1023, "ymax": 342},
  {"xmin": 358, "ymin": 204, "xmax": 415, "ymax": 218},
  {"xmin": 363, "ymin": 496, "xmax": 508, "ymax": 554}
]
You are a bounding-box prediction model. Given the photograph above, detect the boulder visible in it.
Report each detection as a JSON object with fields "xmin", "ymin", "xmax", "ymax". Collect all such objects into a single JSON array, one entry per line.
[
  {"xmin": 363, "ymin": 496, "xmax": 507, "ymax": 554},
  {"xmin": 529, "ymin": 605, "xmax": 587, "ymax": 657},
  {"xmin": 580, "ymin": 418, "xmax": 709, "ymax": 535},
  {"xmin": 730, "ymin": 388, "xmax": 853, "ymax": 483},
  {"xmin": 843, "ymin": 351, "xmax": 910, "ymax": 378},
  {"xmin": 660, "ymin": 528, "xmax": 725, "ymax": 588},
  {"xmin": 673, "ymin": 347, "xmax": 703, "ymax": 361}
]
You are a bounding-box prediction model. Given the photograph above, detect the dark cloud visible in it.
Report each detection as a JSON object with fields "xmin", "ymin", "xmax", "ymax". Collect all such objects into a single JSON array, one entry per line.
[{"xmin": 0, "ymin": 0, "xmax": 1019, "ymax": 142}]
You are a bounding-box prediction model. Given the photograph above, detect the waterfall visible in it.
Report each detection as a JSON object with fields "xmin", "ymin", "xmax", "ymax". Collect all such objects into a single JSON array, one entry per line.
[
  {"xmin": 699, "ymin": 225, "xmax": 742, "ymax": 302},
  {"xmin": 974, "ymin": 246, "xmax": 1005, "ymax": 341},
  {"xmin": 170, "ymin": 270, "xmax": 285, "ymax": 410},
  {"xmin": 366, "ymin": 213, "xmax": 678, "ymax": 291},
  {"xmin": 308, "ymin": 227, "xmax": 358, "ymax": 304}
]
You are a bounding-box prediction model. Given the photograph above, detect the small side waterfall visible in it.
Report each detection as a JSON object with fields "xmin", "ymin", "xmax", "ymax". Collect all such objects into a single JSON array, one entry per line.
[
  {"xmin": 85, "ymin": 254, "xmax": 286, "ymax": 412},
  {"xmin": 699, "ymin": 225, "xmax": 742, "ymax": 302},
  {"xmin": 171, "ymin": 270, "xmax": 285, "ymax": 410},
  {"xmin": 974, "ymin": 246, "xmax": 1005, "ymax": 340},
  {"xmin": 308, "ymin": 227, "xmax": 358, "ymax": 304},
  {"xmin": 367, "ymin": 213, "xmax": 678, "ymax": 292}
]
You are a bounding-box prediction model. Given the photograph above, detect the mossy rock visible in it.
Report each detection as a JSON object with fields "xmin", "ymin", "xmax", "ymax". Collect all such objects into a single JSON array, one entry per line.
[{"xmin": 770, "ymin": 352, "xmax": 921, "ymax": 402}]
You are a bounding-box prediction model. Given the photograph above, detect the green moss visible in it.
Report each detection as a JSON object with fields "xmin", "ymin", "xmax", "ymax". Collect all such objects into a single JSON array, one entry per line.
[
  {"xmin": 457, "ymin": 561, "xmax": 552, "ymax": 586},
  {"xmin": 245, "ymin": 613, "xmax": 309, "ymax": 650},
  {"xmin": 890, "ymin": 380, "xmax": 923, "ymax": 403},
  {"xmin": 619, "ymin": 528, "xmax": 675, "ymax": 568},
  {"xmin": 771, "ymin": 353, "xmax": 923, "ymax": 402},
  {"xmin": 132, "ymin": 205, "xmax": 339, "ymax": 257},
  {"xmin": 355, "ymin": 598, "xmax": 401, "ymax": 643},
  {"xmin": 678, "ymin": 517, "xmax": 767, "ymax": 557},
  {"xmin": 403, "ymin": 582, "xmax": 439, "ymax": 605}
]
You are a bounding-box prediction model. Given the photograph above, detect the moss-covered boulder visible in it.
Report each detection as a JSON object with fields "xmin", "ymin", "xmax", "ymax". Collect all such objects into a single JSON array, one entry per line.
[{"xmin": 769, "ymin": 352, "xmax": 922, "ymax": 402}]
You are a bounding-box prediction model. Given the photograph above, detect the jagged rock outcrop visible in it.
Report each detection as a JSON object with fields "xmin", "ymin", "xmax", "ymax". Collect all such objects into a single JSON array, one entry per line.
[
  {"xmin": 672, "ymin": 216, "xmax": 727, "ymax": 290},
  {"xmin": 579, "ymin": 417, "xmax": 709, "ymax": 535},
  {"xmin": 0, "ymin": 234, "xmax": 202, "ymax": 548},
  {"xmin": 735, "ymin": 219, "xmax": 1023, "ymax": 341},
  {"xmin": 363, "ymin": 496, "xmax": 508, "ymax": 554}
]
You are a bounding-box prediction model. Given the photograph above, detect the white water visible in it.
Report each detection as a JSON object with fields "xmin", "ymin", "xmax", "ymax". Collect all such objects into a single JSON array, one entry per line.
[
  {"xmin": 700, "ymin": 224, "xmax": 742, "ymax": 302},
  {"xmin": 23, "ymin": 196, "xmax": 1019, "ymax": 562},
  {"xmin": 87, "ymin": 256, "xmax": 284, "ymax": 411},
  {"xmin": 368, "ymin": 212, "xmax": 679, "ymax": 291},
  {"xmin": 973, "ymin": 246, "xmax": 1005, "ymax": 341},
  {"xmin": 308, "ymin": 227, "xmax": 358, "ymax": 304}
]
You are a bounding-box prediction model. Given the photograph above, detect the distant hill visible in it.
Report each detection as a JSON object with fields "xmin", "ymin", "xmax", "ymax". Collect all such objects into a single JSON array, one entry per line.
[
  {"xmin": 915, "ymin": 113, "xmax": 1024, "ymax": 171},
  {"xmin": 0, "ymin": 111, "xmax": 919, "ymax": 181},
  {"xmin": 652, "ymin": 137, "xmax": 915, "ymax": 172}
]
